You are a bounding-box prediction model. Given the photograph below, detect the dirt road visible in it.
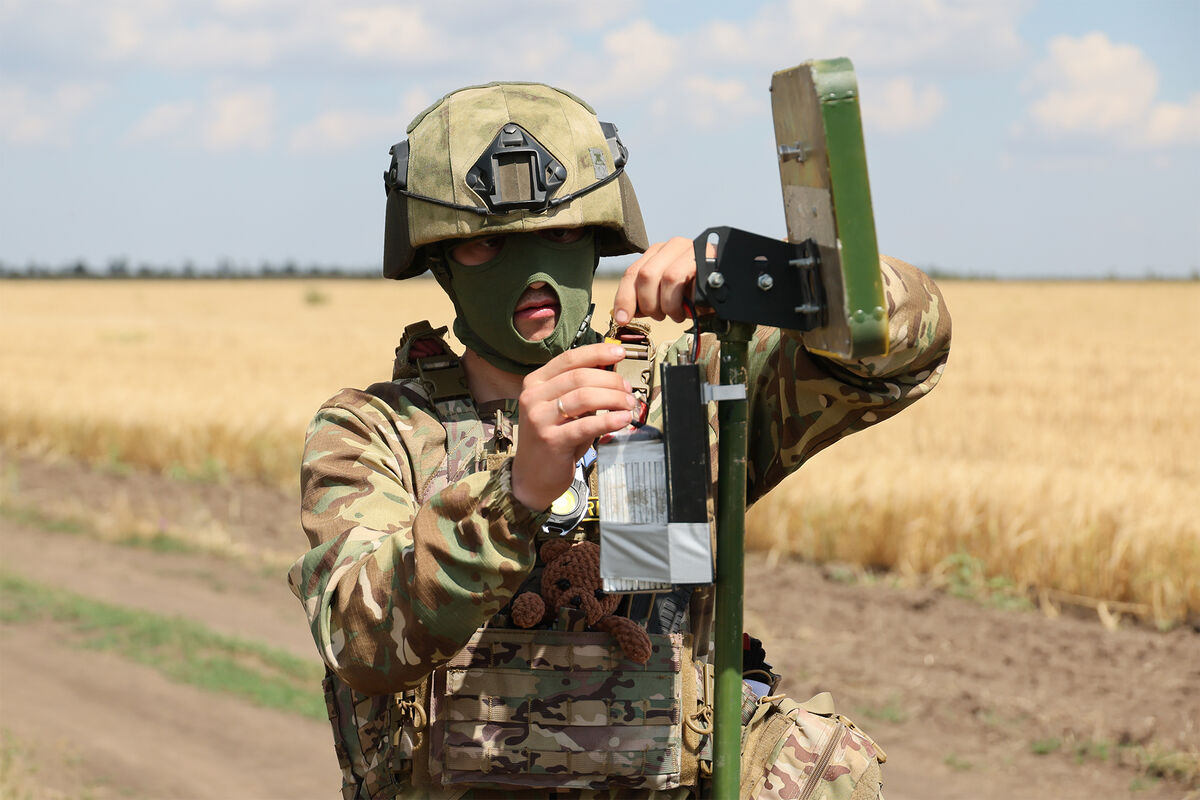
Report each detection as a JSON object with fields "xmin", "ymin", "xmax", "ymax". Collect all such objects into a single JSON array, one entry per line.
[{"xmin": 1, "ymin": 451, "xmax": 1196, "ymax": 799}]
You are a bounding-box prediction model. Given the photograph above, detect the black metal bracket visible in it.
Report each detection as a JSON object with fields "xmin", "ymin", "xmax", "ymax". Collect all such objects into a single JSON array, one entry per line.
[{"xmin": 692, "ymin": 227, "xmax": 827, "ymax": 332}]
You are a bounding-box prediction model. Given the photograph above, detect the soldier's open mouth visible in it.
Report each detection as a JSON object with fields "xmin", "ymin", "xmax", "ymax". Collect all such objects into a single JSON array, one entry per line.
[{"xmin": 513, "ymin": 287, "xmax": 561, "ymax": 323}]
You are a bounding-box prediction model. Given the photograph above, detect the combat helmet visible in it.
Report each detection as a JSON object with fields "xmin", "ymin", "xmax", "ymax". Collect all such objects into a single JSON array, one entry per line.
[{"xmin": 382, "ymin": 82, "xmax": 648, "ymax": 279}]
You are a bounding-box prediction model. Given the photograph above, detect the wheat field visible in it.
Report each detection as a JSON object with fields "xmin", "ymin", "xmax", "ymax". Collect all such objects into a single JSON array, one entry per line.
[{"xmin": 1, "ymin": 278, "xmax": 1197, "ymax": 624}]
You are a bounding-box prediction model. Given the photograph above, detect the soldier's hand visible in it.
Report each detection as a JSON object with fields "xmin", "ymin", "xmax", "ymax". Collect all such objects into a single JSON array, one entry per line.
[
  {"xmin": 611, "ymin": 236, "xmax": 707, "ymax": 324},
  {"xmin": 511, "ymin": 343, "xmax": 636, "ymax": 511}
]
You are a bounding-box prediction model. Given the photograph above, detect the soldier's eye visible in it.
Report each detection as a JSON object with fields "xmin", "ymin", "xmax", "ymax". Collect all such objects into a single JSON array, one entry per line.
[
  {"xmin": 594, "ymin": 589, "xmax": 605, "ymax": 599},
  {"xmin": 449, "ymin": 235, "xmax": 505, "ymax": 266},
  {"xmin": 538, "ymin": 228, "xmax": 585, "ymax": 244},
  {"xmin": 556, "ymin": 579, "xmax": 571, "ymax": 591}
]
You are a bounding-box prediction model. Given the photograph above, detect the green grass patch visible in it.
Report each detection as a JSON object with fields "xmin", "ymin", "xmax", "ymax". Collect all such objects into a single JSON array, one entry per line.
[
  {"xmin": 303, "ymin": 286, "xmax": 330, "ymax": 306},
  {"xmin": 943, "ymin": 753, "xmax": 973, "ymax": 772},
  {"xmin": 1, "ymin": 727, "xmax": 107, "ymax": 800},
  {"xmin": 0, "ymin": 500, "xmax": 209, "ymax": 558},
  {"xmin": 1073, "ymin": 738, "xmax": 1111, "ymax": 764},
  {"xmin": 0, "ymin": 503, "xmax": 85, "ymax": 536},
  {"xmin": 166, "ymin": 456, "xmax": 229, "ymax": 483},
  {"xmin": 855, "ymin": 696, "xmax": 909, "ymax": 724},
  {"xmin": 935, "ymin": 552, "xmax": 1033, "ymax": 611},
  {"xmin": 1031, "ymin": 735, "xmax": 1200, "ymax": 790},
  {"xmin": 1127, "ymin": 744, "xmax": 1200, "ymax": 788},
  {"xmin": 0, "ymin": 730, "xmax": 36, "ymax": 800},
  {"xmin": 113, "ymin": 530, "xmax": 198, "ymax": 554},
  {"xmin": 0, "ymin": 571, "xmax": 325, "ymax": 721},
  {"xmin": 1128, "ymin": 774, "xmax": 1161, "ymax": 792},
  {"xmin": 100, "ymin": 445, "xmax": 134, "ymax": 477},
  {"xmin": 1030, "ymin": 737, "xmax": 1062, "ymax": 755}
]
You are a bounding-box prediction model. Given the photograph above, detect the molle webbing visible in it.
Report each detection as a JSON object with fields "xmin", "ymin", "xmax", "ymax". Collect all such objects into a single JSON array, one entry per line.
[{"xmin": 426, "ymin": 628, "xmax": 695, "ymax": 791}]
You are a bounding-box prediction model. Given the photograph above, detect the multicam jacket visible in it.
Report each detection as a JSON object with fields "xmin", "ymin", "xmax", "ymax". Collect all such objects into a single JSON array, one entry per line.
[{"xmin": 288, "ymin": 256, "xmax": 951, "ymax": 799}]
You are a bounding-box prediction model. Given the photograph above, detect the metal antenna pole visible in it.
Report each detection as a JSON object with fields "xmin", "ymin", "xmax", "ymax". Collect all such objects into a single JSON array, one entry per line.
[
  {"xmin": 711, "ymin": 320, "xmax": 754, "ymax": 799},
  {"xmin": 702, "ymin": 57, "xmax": 888, "ymax": 799}
]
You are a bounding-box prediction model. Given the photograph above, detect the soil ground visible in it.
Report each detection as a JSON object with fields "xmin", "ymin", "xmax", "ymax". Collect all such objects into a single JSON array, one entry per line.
[{"xmin": 1, "ymin": 450, "xmax": 1196, "ymax": 799}]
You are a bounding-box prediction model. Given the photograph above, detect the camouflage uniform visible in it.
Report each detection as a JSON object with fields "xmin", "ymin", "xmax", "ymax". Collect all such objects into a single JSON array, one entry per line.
[{"xmin": 288, "ymin": 254, "xmax": 950, "ymax": 798}]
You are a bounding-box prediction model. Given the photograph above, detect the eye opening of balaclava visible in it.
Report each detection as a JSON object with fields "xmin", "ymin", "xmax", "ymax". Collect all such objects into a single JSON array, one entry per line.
[{"xmin": 430, "ymin": 229, "xmax": 601, "ymax": 375}]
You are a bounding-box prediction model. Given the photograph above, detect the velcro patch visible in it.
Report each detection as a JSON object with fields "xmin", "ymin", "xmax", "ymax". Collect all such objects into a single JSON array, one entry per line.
[{"xmin": 589, "ymin": 147, "xmax": 609, "ymax": 179}]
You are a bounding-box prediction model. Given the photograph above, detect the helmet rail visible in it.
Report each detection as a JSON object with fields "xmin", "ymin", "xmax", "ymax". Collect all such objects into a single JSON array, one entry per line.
[{"xmin": 384, "ymin": 121, "xmax": 629, "ymax": 217}]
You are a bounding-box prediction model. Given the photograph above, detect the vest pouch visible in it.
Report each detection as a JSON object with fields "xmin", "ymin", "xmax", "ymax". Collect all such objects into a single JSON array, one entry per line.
[
  {"xmin": 739, "ymin": 691, "xmax": 887, "ymax": 800},
  {"xmin": 427, "ymin": 627, "xmax": 696, "ymax": 792}
]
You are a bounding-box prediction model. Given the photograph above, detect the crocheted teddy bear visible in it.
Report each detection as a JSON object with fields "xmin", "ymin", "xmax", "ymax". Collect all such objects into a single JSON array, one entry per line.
[{"xmin": 510, "ymin": 539, "xmax": 653, "ymax": 665}]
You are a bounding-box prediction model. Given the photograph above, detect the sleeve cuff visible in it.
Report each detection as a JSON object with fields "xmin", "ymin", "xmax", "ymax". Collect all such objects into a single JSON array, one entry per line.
[{"xmin": 489, "ymin": 456, "xmax": 552, "ymax": 533}]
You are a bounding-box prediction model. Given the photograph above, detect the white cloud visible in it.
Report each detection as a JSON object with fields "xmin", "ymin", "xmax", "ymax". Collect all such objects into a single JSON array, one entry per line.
[
  {"xmin": 593, "ymin": 19, "xmax": 682, "ymax": 100},
  {"xmin": 2, "ymin": 1, "xmax": 1034, "ymax": 148},
  {"xmin": 213, "ymin": 0, "xmax": 285, "ymax": 12},
  {"xmin": 552, "ymin": 20, "xmax": 769, "ymax": 130},
  {"xmin": 4, "ymin": 0, "xmax": 1028, "ymax": 76},
  {"xmin": 0, "ymin": 1, "xmax": 429, "ymax": 71},
  {"xmin": 203, "ymin": 86, "xmax": 276, "ymax": 150},
  {"xmin": 552, "ymin": 1, "xmax": 1022, "ymax": 131},
  {"xmin": 289, "ymin": 89, "xmax": 431, "ymax": 153},
  {"xmin": 1026, "ymin": 32, "xmax": 1200, "ymax": 148},
  {"xmin": 1144, "ymin": 95, "xmax": 1200, "ymax": 148},
  {"xmin": 290, "ymin": 110, "xmax": 388, "ymax": 153},
  {"xmin": 861, "ymin": 76, "xmax": 946, "ymax": 133},
  {"xmin": 678, "ymin": 76, "xmax": 765, "ymax": 129},
  {"xmin": 96, "ymin": 4, "xmax": 288, "ymax": 68},
  {"xmin": 0, "ymin": 1, "xmax": 1023, "ymax": 142},
  {"xmin": 694, "ymin": 0, "xmax": 1027, "ymax": 72},
  {"xmin": 127, "ymin": 85, "xmax": 276, "ymax": 151},
  {"xmin": 1029, "ymin": 34, "xmax": 1153, "ymax": 131},
  {"xmin": 0, "ymin": 82, "xmax": 105, "ymax": 145},
  {"xmin": 334, "ymin": 6, "xmax": 438, "ymax": 62},
  {"xmin": 101, "ymin": 7, "xmax": 146, "ymax": 61},
  {"xmin": 128, "ymin": 101, "xmax": 198, "ymax": 143}
]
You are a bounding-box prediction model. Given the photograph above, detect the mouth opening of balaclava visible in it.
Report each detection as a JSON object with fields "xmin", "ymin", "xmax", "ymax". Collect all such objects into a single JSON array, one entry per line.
[{"xmin": 431, "ymin": 230, "xmax": 601, "ymax": 375}]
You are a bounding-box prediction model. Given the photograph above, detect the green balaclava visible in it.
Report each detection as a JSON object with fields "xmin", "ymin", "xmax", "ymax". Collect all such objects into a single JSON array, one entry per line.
[{"xmin": 431, "ymin": 229, "xmax": 600, "ymax": 374}]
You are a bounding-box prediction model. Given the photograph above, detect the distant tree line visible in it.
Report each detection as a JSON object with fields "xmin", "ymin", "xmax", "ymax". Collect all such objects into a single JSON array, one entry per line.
[
  {"xmin": 1, "ymin": 258, "xmax": 1195, "ymax": 281},
  {"xmin": 0, "ymin": 259, "xmax": 381, "ymax": 279}
]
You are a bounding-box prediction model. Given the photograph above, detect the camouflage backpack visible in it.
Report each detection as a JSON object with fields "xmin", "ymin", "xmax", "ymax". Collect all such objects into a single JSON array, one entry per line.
[{"xmin": 739, "ymin": 690, "xmax": 886, "ymax": 800}]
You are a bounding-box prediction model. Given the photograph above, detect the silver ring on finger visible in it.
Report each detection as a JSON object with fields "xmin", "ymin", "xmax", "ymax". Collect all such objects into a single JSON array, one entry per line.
[{"xmin": 556, "ymin": 397, "xmax": 571, "ymax": 420}]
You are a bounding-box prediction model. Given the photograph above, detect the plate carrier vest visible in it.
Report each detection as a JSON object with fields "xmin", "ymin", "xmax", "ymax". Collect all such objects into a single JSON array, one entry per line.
[{"xmin": 376, "ymin": 320, "xmax": 714, "ymax": 795}]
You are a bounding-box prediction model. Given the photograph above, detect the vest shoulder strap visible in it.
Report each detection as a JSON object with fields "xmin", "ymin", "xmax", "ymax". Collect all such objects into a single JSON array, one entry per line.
[{"xmin": 390, "ymin": 321, "xmax": 485, "ymax": 501}]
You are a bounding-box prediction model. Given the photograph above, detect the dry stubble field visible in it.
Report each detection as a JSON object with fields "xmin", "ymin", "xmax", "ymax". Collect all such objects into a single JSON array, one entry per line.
[
  {"xmin": 2, "ymin": 276, "xmax": 1199, "ymax": 798},
  {"xmin": 2, "ymin": 277, "xmax": 1196, "ymax": 625}
]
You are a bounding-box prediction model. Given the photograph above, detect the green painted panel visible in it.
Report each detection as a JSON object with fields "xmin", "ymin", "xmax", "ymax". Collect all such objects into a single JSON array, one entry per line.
[{"xmin": 771, "ymin": 59, "xmax": 889, "ymax": 359}]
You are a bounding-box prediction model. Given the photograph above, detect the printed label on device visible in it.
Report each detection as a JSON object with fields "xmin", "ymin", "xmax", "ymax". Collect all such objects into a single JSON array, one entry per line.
[
  {"xmin": 597, "ymin": 430, "xmax": 673, "ymax": 593},
  {"xmin": 597, "ymin": 365, "xmax": 715, "ymax": 593}
]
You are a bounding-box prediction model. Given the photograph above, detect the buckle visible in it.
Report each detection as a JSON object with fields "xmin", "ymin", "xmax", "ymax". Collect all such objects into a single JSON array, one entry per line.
[{"xmin": 416, "ymin": 354, "xmax": 469, "ymax": 402}]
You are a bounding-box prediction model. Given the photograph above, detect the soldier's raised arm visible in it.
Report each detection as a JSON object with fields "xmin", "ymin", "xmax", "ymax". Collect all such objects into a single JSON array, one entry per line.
[
  {"xmin": 288, "ymin": 390, "xmax": 549, "ymax": 695},
  {"xmin": 740, "ymin": 253, "xmax": 951, "ymax": 503},
  {"xmin": 643, "ymin": 252, "xmax": 950, "ymax": 506}
]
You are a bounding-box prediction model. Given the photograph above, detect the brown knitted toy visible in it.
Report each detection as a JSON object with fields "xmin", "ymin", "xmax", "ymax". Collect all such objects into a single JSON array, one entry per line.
[{"xmin": 510, "ymin": 539, "xmax": 653, "ymax": 664}]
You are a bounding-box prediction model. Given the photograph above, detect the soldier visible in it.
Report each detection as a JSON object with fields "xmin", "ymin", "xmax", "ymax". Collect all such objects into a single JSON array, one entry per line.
[{"xmin": 289, "ymin": 82, "xmax": 950, "ymax": 799}]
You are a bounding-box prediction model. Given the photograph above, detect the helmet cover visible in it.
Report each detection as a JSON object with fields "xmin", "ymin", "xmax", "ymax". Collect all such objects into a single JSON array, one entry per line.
[{"xmin": 383, "ymin": 82, "xmax": 647, "ymax": 279}]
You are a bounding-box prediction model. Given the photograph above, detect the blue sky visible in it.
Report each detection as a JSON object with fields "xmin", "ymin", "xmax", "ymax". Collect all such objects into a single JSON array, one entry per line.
[{"xmin": 1, "ymin": 0, "xmax": 1196, "ymax": 277}]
